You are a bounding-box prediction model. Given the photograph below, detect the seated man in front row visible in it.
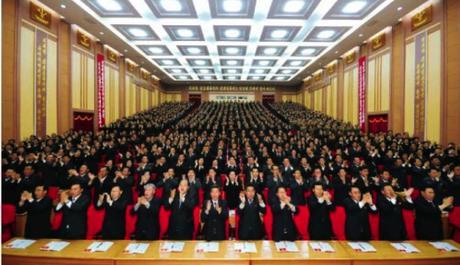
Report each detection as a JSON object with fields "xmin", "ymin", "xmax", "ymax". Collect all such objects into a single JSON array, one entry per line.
[
  {"xmin": 96, "ymin": 184, "xmax": 127, "ymax": 240},
  {"xmin": 272, "ymin": 186, "xmax": 298, "ymax": 241},
  {"xmin": 55, "ymin": 182, "xmax": 90, "ymax": 239},
  {"xmin": 131, "ymin": 183, "xmax": 161, "ymax": 240},
  {"xmin": 201, "ymin": 185, "xmax": 229, "ymax": 241},
  {"xmin": 344, "ymin": 185, "xmax": 377, "ymax": 241},
  {"xmin": 238, "ymin": 184, "xmax": 266, "ymax": 240}
]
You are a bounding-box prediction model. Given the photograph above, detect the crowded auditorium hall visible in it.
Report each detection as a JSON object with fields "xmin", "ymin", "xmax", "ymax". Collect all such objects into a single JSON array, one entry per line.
[{"xmin": 2, "ymin": 0, "xmax": 460, "ymax": 264}]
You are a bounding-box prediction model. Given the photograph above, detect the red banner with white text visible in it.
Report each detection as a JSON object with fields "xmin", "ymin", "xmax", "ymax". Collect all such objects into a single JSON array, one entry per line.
[
  {"xmin": 358, "ymin": 56, "xmax": 367, "ymax": 132},
  {"xmin": 96, "ymin": 54, "xmax": 105, "ymax": 129}
]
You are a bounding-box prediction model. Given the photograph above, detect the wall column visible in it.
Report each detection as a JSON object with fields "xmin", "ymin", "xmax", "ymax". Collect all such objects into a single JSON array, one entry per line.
[{"xmin": 57, "ymin": 20, "xmax": 72, "ymax": 134}]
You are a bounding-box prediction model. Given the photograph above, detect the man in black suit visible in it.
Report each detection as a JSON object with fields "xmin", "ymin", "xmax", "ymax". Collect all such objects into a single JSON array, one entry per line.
[
  {"xmin": 88, "ymin": 167, "xmax": 113, "ymax": 204},
  {"xmin": 343, "ymin": 186, "xmax": 377, "ymax": 241},
  {"xmin": 164, "ymin": 179, "xmax": 196, "ymax": 240},
  {"xmin": 201, "ymin": 185, "xmax": 229, "ymax": 241},
  {"xmin": 290, "ymin": 170, "xmax": 309, "ymax": 205},
  {"xmin": 415, "ymin": 185, "xmax": 453, "ymax": 240},
  {"xmin": 96, "ymin": 185, "xmax": 127, "ymax": 240},
  {"xmin": 131, "ymin": 183, "xmax": 161, "ymax": 240},
  {"xmin": 272, "ymin": 186, "xmax": 298, "ymax": 241},
  {"xmin": 56, "ymin": 182, "xmax": 90, "ymax": 239},
  {"xmin": 238, "ymin": 184, "xmax": 266, "ymax": 240},
  {"xmin": 16, "ymin": 184, "xmax": 52, "ymax": 239},
  {"xmin": 307, "ymin": 182, "xmax": 335, "ymax": 240},
  {"xmin": 377, "ymin": 183, "xmax": 414, "ymax": 240}
]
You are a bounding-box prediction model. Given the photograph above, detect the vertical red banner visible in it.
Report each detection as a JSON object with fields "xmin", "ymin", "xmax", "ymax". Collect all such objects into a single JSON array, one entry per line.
[
  {"xmin": 358, "ymin": 56, "xmax": 367, "ymax": 132},
  {"xmin": 96, "ymin": 54, "xmax": 105, "ymax": 129}
]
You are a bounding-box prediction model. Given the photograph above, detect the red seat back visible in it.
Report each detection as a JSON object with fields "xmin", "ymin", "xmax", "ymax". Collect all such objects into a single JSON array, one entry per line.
[
  {"xmin": 125, "ymin": 205, "xmax": 137, "ymax": 239},
  {"xmin": 51, "ymin": 211, "xmax": 63, "ymax": 231},
  {"xmin": 193, "ymin": 207, "xmax": 201, "ymax": 239},
  {"xmin": 369, "ymin": 212, "xmax": 379, "ymax": 240},
  {"xmin": 263, "ymin": 206, "xmax": 273, "ymax": 240},
  {"xmin": 159, "ymin": 206, "xmax": 171, "ymax": 239},
  {"xmin": 2, "ymin": 204, "xmax": 16, "ymax": 225},
  {"xmin": 330, "ymin": 206, "xmax": 346, "ymax": 240},
  {"xmin": 86, "ymin": 204, "xmax": 105, "ymax": 239},
  {"xmin": 47, "ymin": 187, "xmax": 59, "ymax": 201},
  {"xmin": 293, "ymin": 205, "xmax": 309, "ymax": 240},
  {"xmin": 402, "ymin": 208, "xmax": 416, "ymax": 240}
]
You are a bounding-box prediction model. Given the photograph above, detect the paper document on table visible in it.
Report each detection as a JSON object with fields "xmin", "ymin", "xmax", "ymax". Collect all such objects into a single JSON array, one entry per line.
[
  {"xmin": 429, "ymin": 242, "xmax": 459, "ymax": 252},
  {"xmin": 348, "ymin": 242, "xmax": 376, "ymax": 252},
  {"xmin": 40, "ymin": 241, "xmax": 70, "ymax": 251},
  {"xmin": 196, "ymin": 242, "xmax": 219, "ymax": 252},
  {"xmin": 86, "ymin": 241, "xmax": 113, "ymax": 252},
  {"xmin": 234, "ymin": 242, "xmax": 257, "ymax": 253},
  {"xmin": 275, "ymin": 241, "xmax": 299, "ymax": 252},
  {"xmin": 390, "ymin": 243, "xmax": 420, "ymax": 253},
  {"xmin": 310, "ymin": 242, "xmax": 335, "ymax": 252},
  {"xmin": 125, "ymin": 243, "xmax": 149, "ymax": 254},
  {"xmin": 4, "ymin": 239, "xmax": 36, "ymax": 249}
]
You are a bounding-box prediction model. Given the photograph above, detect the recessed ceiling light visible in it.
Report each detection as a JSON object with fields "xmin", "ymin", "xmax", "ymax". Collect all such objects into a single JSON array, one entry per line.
[
  {"xmin": 99, "ymin": 32, "xmax": 104, "ymax": 35},
  {"xmin": 199, "ymin": 69, "xmax": 211, "ymax": 74},
  {"xmin": 281, "ymin": 69, "xmax": 293, "ymax": 74},
  {"xmin": 263, "ymin": 47, "xmax": 279, "ymax": 55},
  {"xmin": 342, "ymin": 1, "xmax": 367, "ymax": 14},
  {"xmin": 176, "ymin": 28, "xmax": 194, "ymax": 38},
  {"xmin": 254, "ymin": 69, "xmax": 265, "ymax": 74},
  {"xmin": 162, "ymin": 59, "xmax": 175, "ymax": 65},
  {"xmin": 60, "ymin": 4, "xmax": 66, "ymax": 8},
  {"xmin": 258, "ymin": 60, "xmax": 271, "ymax": 66},
  {"xmin": 359, "ymin": 33, "xmax": 363, "ymax": 37},
  {"xmin": 317, "ymin": 30, "xmax": 335, "ymax": 39},
  {"xmin": 398, "ymin": 18, "xmax": 403, "ymax": 22},
  {"xmin": 282, "ymin": 0, "xmax": 305, "ymax": 13},
  {"xmin": 178, "ymin": 75, "xmax": 188, "ymax": 80},
  {"xmin": 335, "ymin": 51, "xmax": 338, "ymax": 54},
  {"xmin": 397, "ymin": 6, "xmax": 403, "ymax": 11},
  {"xmin": 187, "ymin": 47, "xmax": 202, "ymax": 54},
  {"xmin": 250, "ymin": 76, "xmax": 263, "ymax": 80},
  {"xmin": 124, "ymin": 49, "xmax": 128, "ymax": 52},
  {"xmin": 226, "ymin": 60, "xmax": 238, "ymax": 66},
  {"xmin": 226, "ymin": 69, "xmax": 238, "ymax": 74},
  {"xmin": 149, "ymin": 47, "xmax": 164, "ymax": 54},
  {"xmin": 222, "ymin": 0, "xmax": 243, "ymax": 12},
  {"xmin": 275, "ymin": 76, "xmax": 286, "ymax": 80},
  {"xmin": 160, "ymin": 0, "xmax": 183, "ymax": 12},
  {"xmin": 171, "ymin": 69, "xmax": 183, "ymax": 73},
  {"xmin": 128, "ymin": 28, "xmax": 148, "ymax": 37},
  {"xmin": 98, "ymin": 0, "xmax": 122, "ymax": 11},
  {"xmin": 227, "ymin": 76, "xmax": 238, "ymax": 80},
  {"xmin": 203, "ymin": 76, "xmax": 213, "ymax": 80},
  {"xmin": 225, "ymin": 47, "xmax": 240, "ymax": 54},
  {"xmin": 289, "ymin": 60, "xmax": 302, "ymax": 66},
  {"xmin": 270, "ymin": 29, "xmax": 289, "ymax": 39},
  {"xmin": 224, "ymin": 28, "xmax": 241, "ymax": 38},
  {"xmin": 194, "ymin": 59, "xmax": 207, "ymax": 66},
  {"xmin": 60, "ymin": 15, "xmax": 65, "ymax": 19},
  {"xmin": 300, "ymin": 48, "xmax": 316, "ymax": 56}
]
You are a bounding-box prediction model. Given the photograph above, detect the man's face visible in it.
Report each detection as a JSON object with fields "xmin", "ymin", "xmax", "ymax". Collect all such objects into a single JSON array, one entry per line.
[
  {"xmin": 110, "ymin": 186, "xmax": 122, "ymax": 200},
  {"xmin": 178, "ymin": 180, "xmax": 189, "ymax": 193},
  {"xmin": 429, "ymin": 170, "xmax": 440, "ymax": 179},
  {"xmin": 70, "ymin": 184, "xmax": 82, "ymax": 197},
  {"xmin": 294, "ymin": 170, "xmax": 302, "ymax": 179},
  {"xmin": 79, "ymin": 165, "xmax": 88, "ymax": 175},
  {"xmin": 245, "ymin": 186, "xmax": 255, "ymax": 199},
  {"xmin": 210, "ymin": 188, "xmax": 220, "ymax": 200},
  {"xmin": 276, "ymin": 188, "xmax": 286, "ymax": 200},
  {"xmin": 422, "ymin": 188, "xmax": 435, "ymax": 201},
  {"xmin": 144, "ymin": 186, "xmax": 155, "ymax": 199},
  {"xmin": 23, "ymin": 167, "xmax": 33, "ymax": 177},
  {"xmin": 382, "ymin": 185, "xmax": 395, "ymax": 198},
  {"xmin": 313, "ymin": 185, "xmax": 324, "ymax": 198},
  {"xmin": 349, "ymin": 188, "xmax": 361, "ymax": 201},
  {"xmin": 34, "ymin": 186, "xmax": 47, "ymax": 199},
  {"xmin": 454, "ymin": 166, "xmax": 460, "ymax": 176}
]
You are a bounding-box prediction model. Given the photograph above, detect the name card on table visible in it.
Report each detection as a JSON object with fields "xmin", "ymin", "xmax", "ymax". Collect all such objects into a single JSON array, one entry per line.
[
  {"xmin": 391, "ymin": 243, "xmax": 420, "ymax": 253},
  {"xmin": 234, "ymin": 242, "xmax": 257, "ymax": 253},
  {"xmin": 309, "ymin": 242, "xmax": 335, "ymax": 253},
  {"xmin": 196, "ymin": 242, "xmax": 219, "ymax": 253},
  {"xmin": 4, "ymin": 239, "xmax": 36, "ymax": 249},
  {"xmin": 40, "ymin": 241, "xmax": 70, "ymax": 251},
  {"xmin": 275, "ymin": 241, "xmax": 299, "ymax": 252},
  {"xmin": 429, "ymin": 242, "xmax": 459, "ymax": 252},
  {"xmin": 348, "ymin": 242, "xmax": 376, "ymax": 252},
  {"xmin": 160, "ymin": 241, "xmax": 185, "ymax": 252},
  {"xmin": 125, "ymin": 243, "xmax": 149, "ymax": 254},
  {"xmin": 86, "ymin": 241, "xmax": 113, "ymax": 252}
]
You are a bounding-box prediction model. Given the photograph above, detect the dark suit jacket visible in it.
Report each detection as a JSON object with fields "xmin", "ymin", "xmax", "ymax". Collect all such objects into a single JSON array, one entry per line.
[
  {"xmin": 237, "ymin": 199, "xmax": 266, "ymax": 240},
  {"xmin": 307, "ymin": 195, "xmax": 335, "ymax": 240},
  {"xmin": 98, "ymin": 198, "xmax": 127, "ymax": 240},
  {"xmin": 377, "ymin": 196, "xmax": 414, "ymax": 240},
  {"xmin": 17, "ymin": 197, "xmax": 52, "ymax": 239},
  {"xmin": 271, "ymin": 199, "xmax": 298, "ymax": 241},
  {"xmin": 414, "ymin": 197, "xmax": 443, "ymax": 240},
  {"xmin": 131, "ymin": 198, "xmax": 161, "ymax": 240},
  {"xmin": 56, "ymin": 194, "xmax": 90, "ymax": 239},
  {"xmin": 164, "ymin": 192, "xmax": 196, "ymax": 240},
  {"xmin": 201, "ymin": 199, "xmax": 229, "ymax": 241},
  {"xmin": 343, "ymin": 197, "xmax": 377, "ymax": 241}
]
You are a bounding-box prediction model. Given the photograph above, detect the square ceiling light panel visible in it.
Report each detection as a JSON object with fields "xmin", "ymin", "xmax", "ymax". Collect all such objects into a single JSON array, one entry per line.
[
  {"xmin": 209, "ymin": 0, "xmax": 257, "ymax": 18},
  {"xmin": 76, "ymin": 0, "xmax": 394, "ymax": 81},
  {"xmin": 145, "ymin": 0, "xmax": 197, "ymax": 18}
]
